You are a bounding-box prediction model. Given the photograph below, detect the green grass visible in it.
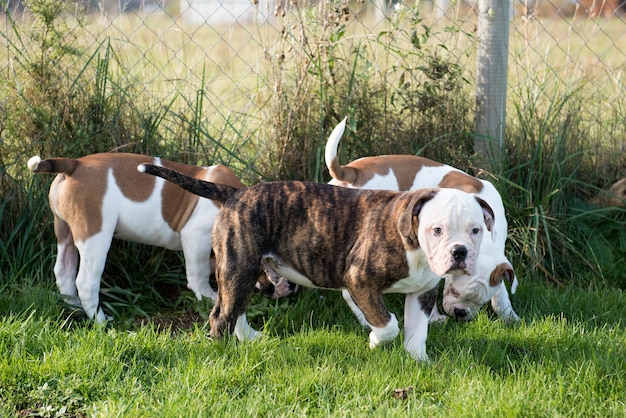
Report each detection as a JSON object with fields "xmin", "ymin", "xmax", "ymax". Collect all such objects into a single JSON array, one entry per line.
[{"xmin": 0, "ymin": 279, "xmax": 625, "ymax": 416}]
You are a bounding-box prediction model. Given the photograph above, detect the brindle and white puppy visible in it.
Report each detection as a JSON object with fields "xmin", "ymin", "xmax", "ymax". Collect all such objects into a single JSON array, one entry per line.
[
  {"xmin": 28, "ymin": 153, "xmax": 291, "ymax": 322},
  {"xmin": 138, "ymin": 163, "xmax": 495, "ymax": 361},
  {"xmin": 325, "ymin": 118, "xmax": 519, "ymax": 323}
]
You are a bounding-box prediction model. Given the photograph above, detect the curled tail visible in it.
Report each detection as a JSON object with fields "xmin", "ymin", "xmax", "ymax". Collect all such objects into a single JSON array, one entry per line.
[
  {"xmin": 324, "ymin": 117, "xmax": 357, "ymax": 184},
  {"xmin": 138, "ymin": 163, "xmax": 238, "ymax": 203},
  {"xmin": 27, "ymin": 156, "xmax": 79, "ymax": 175}
]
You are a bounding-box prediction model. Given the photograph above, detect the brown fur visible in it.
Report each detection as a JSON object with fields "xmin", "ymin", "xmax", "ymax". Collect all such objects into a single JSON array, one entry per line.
[{"xmin": 439, "ymin": 171, "xmax": 484, "ymax": 194}]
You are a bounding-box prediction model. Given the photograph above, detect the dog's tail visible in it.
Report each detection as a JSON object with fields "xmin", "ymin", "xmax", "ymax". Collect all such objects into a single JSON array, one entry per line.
[
  {"xmin": 138, "ymin": 163, "xmax": 238, "ymax": 202},
  {"xmin": 324, "ymin": 117, "xmax": 358, "ymax": 184},
  {"xmin": 27, "ymin": 156, "xmax": 79, "ymax": 175}
]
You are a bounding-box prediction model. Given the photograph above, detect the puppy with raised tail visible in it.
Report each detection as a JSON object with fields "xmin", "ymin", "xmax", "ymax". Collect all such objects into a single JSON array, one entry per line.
[
  {"xmin": 325, "ymin": 118, "xmax": 519, "ymax": 323},
  {"xmin": 28, "ymin": 153, "xmax": 252, "ymax": 322},
  {"xmin": 138, "ymin": 163, "xmax": 495, "ymax": 361}
]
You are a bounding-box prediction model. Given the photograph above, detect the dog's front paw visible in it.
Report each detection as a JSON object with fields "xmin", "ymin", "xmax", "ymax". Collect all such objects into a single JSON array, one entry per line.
[
  {"xmin": 368, "ymin": 314, "xmax": 399, "ymax": 349},
  {"xmin": 500, "ymin": 308, "xmax": 520, "ymax": 324},
  {"xmin": 404, "ymin": 337, "xmax": 429, "ymax": 362},
  {"xmin": 95, "ymin": 308, "xmax": 111, "ymax": 323},
  {"xmin": 428, "ymin": 305, "xmax": 449, "ymax": 323},
  {"xmin": 234, "ymin": 314, "xmax": 263, "ymax": 341}
]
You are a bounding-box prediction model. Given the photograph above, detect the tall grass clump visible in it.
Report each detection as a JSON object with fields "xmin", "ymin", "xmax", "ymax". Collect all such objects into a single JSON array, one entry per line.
[
  {"xmin": 256, "ymin": 2, "xmax": 477, "ymax": 182},
  {"xmin": 1, "ymin": 3, "xmax": 149, "ymax": 162},
  {"xmin": 501, "ymin": 79, "xmax": 626, "ymax": 288}
]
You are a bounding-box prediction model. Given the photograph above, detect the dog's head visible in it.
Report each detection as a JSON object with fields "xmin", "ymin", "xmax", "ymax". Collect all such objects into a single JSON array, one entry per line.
[
  {"xmin": 441, "ymin": 248, "xmax": 518, "ymax": 320},
  {"xmin": 398, "ymin": 188, "xmax": 495, "ymax": 277}
]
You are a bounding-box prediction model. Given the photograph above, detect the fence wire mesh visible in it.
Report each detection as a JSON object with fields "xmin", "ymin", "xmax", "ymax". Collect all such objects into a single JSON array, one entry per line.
[{"xmin": 1, "ymin": 0, "xmax": 625, "ymax": 176}]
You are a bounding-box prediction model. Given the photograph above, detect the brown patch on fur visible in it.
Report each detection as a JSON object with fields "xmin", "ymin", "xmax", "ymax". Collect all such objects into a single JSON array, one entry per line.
[
  {"xmin": 397, "ymin": 189, "xmax": 437, "ymax": 248},
  {"xmin": 338, "ymin": 155, "xmax": 442, "ymax": 190},
  {"xmin": 474, "ymin": 196, "xmax": 495, "ymax": 233},
  {"xmin": 327, "ymin": 164, "xmax": 359, "ymax": 185},
  {"xmin": 490, "ymin": 262, "xmax": 514, "ymax": 287},
  {"xmin": 110, "ymin": 154, "xmax": 158, "ymax": 202},
  {"xmin": 53, "ymin": 215, "xmax": 74, "ymax": 247},
  {"xmin": 49, "ymin": 158, "xmax": 109, "ymax": 242},
  {"xmin": 204, "ymin": 164, "xmax": 246, "ymax": 188},
  {"xmin": 154, "ymin": 160, "xmax": 205, "ymax": 232},
  {"xmin": 439, "ymin": 171, "xmax": 484, "ymax": 194}
]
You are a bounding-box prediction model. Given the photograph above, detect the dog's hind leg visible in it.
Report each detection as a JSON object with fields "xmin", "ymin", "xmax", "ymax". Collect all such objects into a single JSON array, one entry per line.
[
  {"xmin": 179, "ymin": 228, "xmax": 217, "ymax": 302},
  {"xmin": 209, "ymin": 263, "xmax": 260, "ymax": 341},
  {"xmin": 74, "ymin": 231, "xmax": 113, "ymax": 322},
  {"xmin": 53, "ymin": 217, "xmax": 81, "ymax": 308}
]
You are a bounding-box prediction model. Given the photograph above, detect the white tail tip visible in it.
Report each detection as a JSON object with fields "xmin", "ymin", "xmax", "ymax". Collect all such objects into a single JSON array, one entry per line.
[{"xmin": 27, "ymin": 156, "xmax": 41, "ymax": 172}]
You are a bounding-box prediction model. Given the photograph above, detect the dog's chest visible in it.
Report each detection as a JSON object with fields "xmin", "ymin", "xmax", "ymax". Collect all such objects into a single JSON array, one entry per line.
[{"xmin": 383, "ymin": 249, "xmax": 440, "ymax": 294}]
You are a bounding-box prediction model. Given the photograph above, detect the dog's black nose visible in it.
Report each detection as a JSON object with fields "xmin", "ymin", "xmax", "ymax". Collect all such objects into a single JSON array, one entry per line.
[
  {"xmin": 452, "ymin": 245, "xmax": 468, "ymax": 261},
  {"xmin": 454, "ymin": 307, "xmax": 468, "ymax": 318}
]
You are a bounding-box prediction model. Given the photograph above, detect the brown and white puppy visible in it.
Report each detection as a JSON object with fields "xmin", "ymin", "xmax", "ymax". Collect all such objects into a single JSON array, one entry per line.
[
  {"xmin": 28, "ymin": 153, "xmax": 268, "ymax": 322},
  {"xmin": 325, "ymin": 118, "xmax": 519, "ymax": 323},
  {"xmin": 138, "ymin": 163, "xmax": 495, "ymax": 361}
]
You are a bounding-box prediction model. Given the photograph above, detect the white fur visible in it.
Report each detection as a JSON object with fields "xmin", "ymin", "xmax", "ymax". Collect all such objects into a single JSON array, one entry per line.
[
  {"xmin": 234, "ymin": 314, "xmax": 263, "ymax": 341},
  {"xmin": 403, "ymin": 292, "xmax": 431, "ymax": 361},
  {"xmin": 368, "ymin": 313, "xmax": 399, "ymax": 350}
]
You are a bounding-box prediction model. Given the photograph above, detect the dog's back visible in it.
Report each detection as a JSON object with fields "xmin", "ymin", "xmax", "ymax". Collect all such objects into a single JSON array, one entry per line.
[{"xmin": 215, "ymin": 181, "xmax": 411, "ymax": 288}]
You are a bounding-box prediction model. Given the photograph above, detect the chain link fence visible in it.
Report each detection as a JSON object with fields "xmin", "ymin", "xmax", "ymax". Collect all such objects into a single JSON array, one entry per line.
[{"xmin": 1, "ymin": 0, "xmax": 625, "ymax": 177}]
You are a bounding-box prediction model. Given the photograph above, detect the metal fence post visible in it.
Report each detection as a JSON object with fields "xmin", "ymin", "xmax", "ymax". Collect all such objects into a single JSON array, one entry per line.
[{"xmin": 474, "ymin": 0, "xmax": 511, "ymax": 165}]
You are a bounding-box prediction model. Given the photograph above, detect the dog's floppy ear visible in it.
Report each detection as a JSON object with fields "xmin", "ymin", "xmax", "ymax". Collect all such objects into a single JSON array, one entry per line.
[
  {"xmin": 489, "ymin": 262, "xmax": 515, "ymax": 289},
  {"xmin": 474, "ymin": 196, "xmax": 496, "ymax": 242},
  {"xmin": 398, "ymin": 189, "xmax": 437, "ymax": 246}
]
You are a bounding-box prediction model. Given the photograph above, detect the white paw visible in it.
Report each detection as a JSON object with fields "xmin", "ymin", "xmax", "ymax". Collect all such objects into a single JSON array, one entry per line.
[
  {"xmin": 368, "ymin": 314, "xmax": 399, "ymax": 349},
  {"xmin": 193, "ymin": 286, "xmax": 218, "ymax": 302},
  {"xmin": 500, "ymin": 308, "xmax": 520, "ymax": 323},
  {"xmin": 428, "ymin": 305, "xmax": 448, "ymax": 323},
  {"xmin": 404, "ymin": 339, "xmax": 429, "ymax": 362},
  {"xmin": 234, "ymin": 314, "xmax": 263, "ymax": 341}
]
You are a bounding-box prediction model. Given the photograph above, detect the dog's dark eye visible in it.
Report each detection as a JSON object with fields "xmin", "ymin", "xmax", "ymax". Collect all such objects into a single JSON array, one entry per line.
[
  {"xmin": 433, "ymin": 227, "xmax": 443, "ymax": 236},
  {"xmin": 472, "ymin": 228, "xmax": 480, "ymax": 235}
]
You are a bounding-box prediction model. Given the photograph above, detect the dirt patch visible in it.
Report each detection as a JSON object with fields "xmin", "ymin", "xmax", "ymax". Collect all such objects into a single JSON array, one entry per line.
[{"xmin": 132, "ymin": 308, "xmax": 206, "ymax": 336}]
